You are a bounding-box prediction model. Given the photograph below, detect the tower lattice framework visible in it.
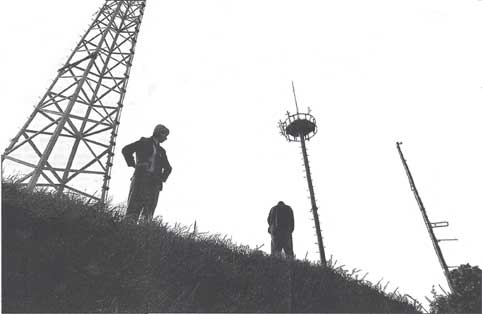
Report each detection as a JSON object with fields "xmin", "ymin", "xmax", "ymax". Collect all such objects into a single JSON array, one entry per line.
[{"xmin": 2, "ymin": 0, "xmax": 146, "ymax": 203}]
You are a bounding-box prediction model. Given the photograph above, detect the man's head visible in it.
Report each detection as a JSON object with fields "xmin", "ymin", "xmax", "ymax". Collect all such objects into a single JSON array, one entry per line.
[{"xmin": 153, "ymin": 124, "xmax": 169, "ymax": 143}]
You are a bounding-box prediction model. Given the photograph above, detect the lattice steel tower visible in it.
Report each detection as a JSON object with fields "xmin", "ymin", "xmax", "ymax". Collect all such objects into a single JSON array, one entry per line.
[
  {"xmin": 2, "ymin": 0, "xmax": 146, "ymax": 203},
  {"xmin": 279, "ymin": 82, "xmax": 327, "ymax": 266}
]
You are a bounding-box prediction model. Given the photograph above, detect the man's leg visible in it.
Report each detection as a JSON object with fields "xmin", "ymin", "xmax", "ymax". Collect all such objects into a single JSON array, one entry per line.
[
  {"xmin": 125, "ymin": 174, "xmax": 144, "ymax": 222},
  {"xmin": 140, "ymin": 177, "xmax": 160, "ymax": 222},
  {"xmin": 284, "ymin": 233, "xmax": 294, "ymax": 259},
  {"xmin": 271, "ymin": 233, "xmax": 282, "ymax": 257}
]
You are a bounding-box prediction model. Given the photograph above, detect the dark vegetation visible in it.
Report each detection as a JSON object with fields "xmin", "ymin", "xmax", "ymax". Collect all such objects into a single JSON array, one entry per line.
[
  {"xmin": 2, "ymin": 181, "xmax": 421, "ymax": 313},
  {"xmin": 429, "ymin": 264, "xmax": 481, "ymax": 313}
]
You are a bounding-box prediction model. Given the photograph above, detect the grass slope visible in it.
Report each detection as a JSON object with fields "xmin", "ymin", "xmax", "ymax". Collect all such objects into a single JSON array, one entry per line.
[{"xmin": 2, "ymin": 182, "xmax": 420, "ymax": 313}]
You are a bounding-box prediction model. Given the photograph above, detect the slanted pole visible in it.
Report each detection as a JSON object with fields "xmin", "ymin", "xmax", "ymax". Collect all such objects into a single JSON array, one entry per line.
[
  {"xmin": 396, "ymin": 142, "xmax": 454, "ymax": 293},
  {"xmin": 300, "ymin": 133, "xmax": 327, "ymax": 266}
]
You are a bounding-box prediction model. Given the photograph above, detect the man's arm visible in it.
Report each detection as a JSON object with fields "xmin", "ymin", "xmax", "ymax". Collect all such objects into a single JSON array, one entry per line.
[
  {"xmin": 160, "ymin": 149, "xmax": 172, "ymax": 182},
  {"xmin": 122, "ymin": 139, "xmax": 140, "ymax": 167},
  {"xmin": 267, "ymin": 207, "xmax": 274, "ymax": 233},
  {"xmin": 267, "ymin": 207, "xmax": 274, "ymax": 224},
  {"xmin": 289, "ymin": 207, "xmax": 294, "ymax": 232}
]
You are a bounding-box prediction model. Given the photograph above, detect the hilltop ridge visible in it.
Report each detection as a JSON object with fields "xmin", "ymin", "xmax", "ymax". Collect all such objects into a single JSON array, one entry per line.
[{"xmin": 2, "ymin": 182, "xmax": 421, "ymax": 313}]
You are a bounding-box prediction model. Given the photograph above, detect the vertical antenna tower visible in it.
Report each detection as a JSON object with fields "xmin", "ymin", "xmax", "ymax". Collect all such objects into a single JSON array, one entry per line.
[
  {"xmin": 279, "ymin": 82, "xmax": 327, "ymax": 266},
  {"xmin": 396, "ymin": 142, "xmax": 456, "ymax": 293},
  {"xmin": 1, "ymin": 0, "xmax": 147, "ymax": 203}
]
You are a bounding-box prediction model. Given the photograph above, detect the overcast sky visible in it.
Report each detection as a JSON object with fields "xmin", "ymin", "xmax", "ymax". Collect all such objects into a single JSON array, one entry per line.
[{"xmin": 1, "ymin": 0, "xmax": 482, "ymax": 308}]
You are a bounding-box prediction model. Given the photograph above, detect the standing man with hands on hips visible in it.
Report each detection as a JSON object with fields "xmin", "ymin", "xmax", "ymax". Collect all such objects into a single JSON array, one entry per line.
[{"xmin": 122, "ymin": 124, "xmax": 172, "ymax": 222}]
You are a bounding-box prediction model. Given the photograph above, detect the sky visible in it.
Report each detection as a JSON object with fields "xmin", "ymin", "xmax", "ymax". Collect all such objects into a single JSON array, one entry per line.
[{"xmin": 1, "ymin": 0, "xmax": 482, "ymax": 309}]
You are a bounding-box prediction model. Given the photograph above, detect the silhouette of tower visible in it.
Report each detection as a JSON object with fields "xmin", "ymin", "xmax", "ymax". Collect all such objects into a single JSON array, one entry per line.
[
  {"xmin": 1, "ymin": 0, "xmax": 146, "ymax": 203},
  {"xmin": 279, "ymin": 82, "xmax": 327, "ymax": 266}
]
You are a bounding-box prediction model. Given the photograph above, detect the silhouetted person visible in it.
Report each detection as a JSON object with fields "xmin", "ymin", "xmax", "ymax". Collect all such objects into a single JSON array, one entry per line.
[
  {"xmin": 267, "ymin": 201, "xmax": 294, "ymax": 258},
  {"xmin": 122, "ymin": 124, "xmax": 172, "ymax": 222}
]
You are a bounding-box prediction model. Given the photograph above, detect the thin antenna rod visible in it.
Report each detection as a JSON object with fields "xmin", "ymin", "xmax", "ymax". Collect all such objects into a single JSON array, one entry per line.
[{"xmin": 291, "ymin": 81, "xmax": 300, "ymax": 113}]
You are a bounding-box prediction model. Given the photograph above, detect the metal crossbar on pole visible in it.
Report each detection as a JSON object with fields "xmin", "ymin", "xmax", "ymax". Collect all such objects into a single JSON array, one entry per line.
[
  {"xmin": 1, "ymin": 0, "xmax": 147, "ymax": 203},
  {"xmin": 396, "ymin": 142, "xmax": 455, "ymax": 293}
]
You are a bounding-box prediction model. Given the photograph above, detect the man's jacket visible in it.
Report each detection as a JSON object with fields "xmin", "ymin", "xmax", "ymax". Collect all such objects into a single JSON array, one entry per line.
[
  {"xmin": 267, "ymin": 202, "xmax": 294, "ymax": 235},
  {"xmin": 122, "ymin": 137, "xmax": 172, "ymax": 183}
]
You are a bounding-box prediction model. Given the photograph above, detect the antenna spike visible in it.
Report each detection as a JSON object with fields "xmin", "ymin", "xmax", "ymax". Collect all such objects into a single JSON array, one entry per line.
[{"xmin": 291, "ymin": 81, "xmax": 300, "ymax": 114}]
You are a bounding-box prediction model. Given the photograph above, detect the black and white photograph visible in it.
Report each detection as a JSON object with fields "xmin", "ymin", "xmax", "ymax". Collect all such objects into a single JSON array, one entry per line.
[{"xmin": 1, "ymin": 0, "xmax": 481, "ymax": 312}]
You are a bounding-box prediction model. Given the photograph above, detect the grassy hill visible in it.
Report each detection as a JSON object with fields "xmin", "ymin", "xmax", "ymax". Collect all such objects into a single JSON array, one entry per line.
[{"xmin": 2, "ymin": 182, "xmax": 421, "ymax": 313}]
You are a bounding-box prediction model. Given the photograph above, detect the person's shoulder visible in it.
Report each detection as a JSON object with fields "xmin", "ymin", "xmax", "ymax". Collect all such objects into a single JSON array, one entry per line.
[
  {"xmin": 137, "ymin": 137, "xmax": 151, "ymax": 144},
  {"xmin": 124, "ymin": 137, "xmax": 145, "ymax": 147}
]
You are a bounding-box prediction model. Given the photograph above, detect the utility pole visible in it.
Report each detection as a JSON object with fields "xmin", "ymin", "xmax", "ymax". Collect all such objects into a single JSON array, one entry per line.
[
  {"xmin": 396, "ymin": 142, "xmax": 456, "ymax": 293},
  {"xmin": 279, "ymin": 82, "xmax": 327, "ymax": 266},
  {"xmin": 1, "ymin": 0, "xmax": 147, "ymax": 203}
]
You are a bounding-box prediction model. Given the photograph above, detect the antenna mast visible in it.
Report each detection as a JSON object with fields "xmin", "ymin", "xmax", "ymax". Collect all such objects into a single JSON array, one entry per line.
[
  {"xmin": 396, "ymin": 142, "xmax": 455, "ymax": 293},
  {"xmin": 279, "ymin": 83, "xmax": 327, "ymax": 266}
]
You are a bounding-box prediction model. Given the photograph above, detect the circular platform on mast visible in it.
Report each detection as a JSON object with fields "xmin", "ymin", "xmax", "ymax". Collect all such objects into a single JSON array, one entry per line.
[{"xmin": 279, "ymin": 112, "xmax": 318, "ymax": 142}]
